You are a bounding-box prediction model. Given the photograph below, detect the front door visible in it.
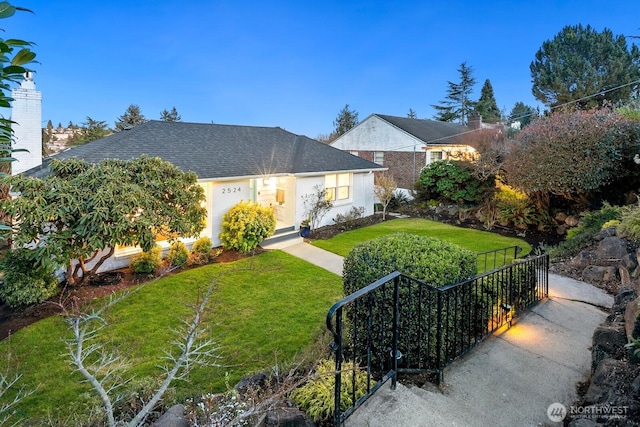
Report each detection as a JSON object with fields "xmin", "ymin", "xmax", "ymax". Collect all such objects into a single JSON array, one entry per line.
[{"xmin": 251, "ymin": 177, "xmax": 295, "ymax": 230}]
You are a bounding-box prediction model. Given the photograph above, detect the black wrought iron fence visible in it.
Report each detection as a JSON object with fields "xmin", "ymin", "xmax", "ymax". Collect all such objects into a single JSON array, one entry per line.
[
  {"xmin": 476, "ymin": 245, "xmax": 523, "ymax": 272},
  {"xmin": 325, "ymin": 251, "xmax": 549, "ymax": 426}
]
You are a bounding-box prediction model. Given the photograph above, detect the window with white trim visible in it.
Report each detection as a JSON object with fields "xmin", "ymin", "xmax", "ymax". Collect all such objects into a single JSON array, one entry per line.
[
  {"xmin": 325, "ymin": 173, "xmax": 351, "ymax": 201},
  {"xmin": 430, "ymin": 151, "xmax": 443, "ymax": 163},
  {"xmin": 373, "ymin": 151, "xmax": 384, "ymax": 165}
]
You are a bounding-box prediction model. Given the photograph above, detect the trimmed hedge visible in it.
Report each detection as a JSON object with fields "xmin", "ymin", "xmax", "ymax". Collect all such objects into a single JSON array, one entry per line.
[
  {"xmin": 342, "ymin": 233, "xmax": 476, "ymax": 371},
  {"xmin": 343, "ymin": 233, "xmax": 476, "ymax": 292}
]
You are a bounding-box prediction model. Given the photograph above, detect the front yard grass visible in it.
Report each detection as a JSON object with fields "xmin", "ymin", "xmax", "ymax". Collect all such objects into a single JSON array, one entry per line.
[
  {"xmin": 312, "ymin": 218, "xmax": 532, "ymax": 267},
  {"xmin": 0, "ymin": 250, "xmax": 343, "ymax": 423}
]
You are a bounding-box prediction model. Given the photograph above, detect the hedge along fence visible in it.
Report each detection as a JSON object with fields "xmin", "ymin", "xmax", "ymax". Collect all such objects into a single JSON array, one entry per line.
[
  {"xmin": 341, "ymin": 233, "xmax": 539, "ymax": 375},
  {"xmin": 342, "ymin": 233, "xmax": 477, "ymax": 372}
]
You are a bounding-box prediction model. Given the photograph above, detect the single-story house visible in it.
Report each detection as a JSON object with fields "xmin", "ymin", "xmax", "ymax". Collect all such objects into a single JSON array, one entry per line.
[
  {"xmin": 330, "ymin": 113, "xmax": 492, "ymax": 189},
  {"xmin": 22, "ymin": 120, "xmax": 385, "ymax": 271}
]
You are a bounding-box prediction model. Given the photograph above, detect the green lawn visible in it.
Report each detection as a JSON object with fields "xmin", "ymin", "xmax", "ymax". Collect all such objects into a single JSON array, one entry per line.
[
  {"xmin": 0, "ymin": 218, "xmax": 531, "ymax": 423},
  {"xmin": 0, "ymin": 251, "xmax": 343, "ymax": 423},
  {"xmin": 312, "ymin": 217, "xmax": 531, "ymax": 261}
]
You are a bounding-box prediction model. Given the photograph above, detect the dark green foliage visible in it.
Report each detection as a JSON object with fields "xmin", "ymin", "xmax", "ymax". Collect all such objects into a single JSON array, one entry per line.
[
  {"xmin": 166, "ymin": 241, "xmax": 189, "ymax": 267},
  {"xmin": 0, "ymin": 248, "xmax": 58, "ymax": 308},
  {"xmin": 417, "ymin": 160, "xmax": 492, "ymax": 204},
  {"xmin": 333, "ymin": 104, "xmax": 358, "ymax": 136},
  {"xmin": 160, "ymin": 106, "xmax": 181, "ymax": 122},
  {"xmin": 549, "ymin": 203, "xmax": 623, "ymax": 259},
  {"xmin": 67, "ymin": 116, "xmax": 110, "ymax": 146},
  {"xmin": 388, "ymin": 191, "xmax": 410, "ymax": 211},
  {"xmin": 4, "ymin": 156, "xmax": 207, "ymax": 285},
  {"xmin": 343, "ymin": 234, "xmax": 476, "ymax": 292},
  {"xmin": 531, "ymin": 24, "xmax": 640, "ymax": 108},
  {"xmin": 432, "ymin": 62, "xmax": 476, "ymax": 125},
  {"xmin": 343, "ymin": 233, "xmax": 476, "ymax": 370},
  {"xmin": 0, "ymin": 2, "xmax": 37, "ymax": 236},
  {"xmin": 130, "ymin": 245, "xmax": 163, "ymax": 274},
  {"xmin": 508, "ymin": 102, "xmax": 538, "ymax": 129},
  {"xmin": 474, "ymin": 79, "xmax": 501, "ymax": 123},
  {"xmin": 115, "ymin": 104, "xmax": 147, "ymax": 131}
]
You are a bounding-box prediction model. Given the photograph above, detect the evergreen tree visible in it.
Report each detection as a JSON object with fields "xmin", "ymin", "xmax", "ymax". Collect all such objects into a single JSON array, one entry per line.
[
  {"xmin": 508, "ymin": 102, "xmax": 539, "ymax": 129},
  {"xmin": 333, "ymin": 104, "xmax": 359, "ymax": 136},
  {"xmin": 407, "ymin": 108, "xmax": 417, "ymax": 119},
  {"xmin": 76, "ymin": 117, "xmax": 110, "ymax": 144},
  {"xmin": 531, "ymin": 24, "xmax": 640, "ymax": 108},
  {"xmin": 474, "ymin": 79, "xmax": 501, "ymax": 123},
  {"xmin": 431, "ymin": 62, "xmax": 476, "ymax": 125},
  {"xmin": 114, "ymin": 104, "xmax": 147, "ymax": 131},
  {"xmin": 160, "ymin": 106, "xmax": 181, "ymax": 122}
]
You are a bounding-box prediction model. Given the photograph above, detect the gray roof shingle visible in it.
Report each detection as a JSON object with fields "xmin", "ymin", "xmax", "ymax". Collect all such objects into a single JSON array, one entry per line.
[
  {"xmin": 26, "ymin": 120, "xmax": 384, "ymax": 179},
  {"xmin": 374, "ymin": 114, "xmax": 468, "ymax": 145}
]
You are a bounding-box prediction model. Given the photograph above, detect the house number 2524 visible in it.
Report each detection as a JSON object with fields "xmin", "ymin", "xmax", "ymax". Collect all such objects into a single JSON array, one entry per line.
[{"xmin": 221, "ymin": 187, "xmax": 242, "ymax": 194}]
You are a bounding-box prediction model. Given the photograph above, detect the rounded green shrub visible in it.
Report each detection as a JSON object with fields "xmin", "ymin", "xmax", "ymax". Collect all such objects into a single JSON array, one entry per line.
[
  {"xmin": 343, "ymin": 233, "xmax": 476, "ymax": 371},
  {"xmin": 130, "ymin": 244, "xmax": 163, "ymax": 274},
  {"xmin": 290, "ymin": 358, "xmax": 368, "ymax": 424},
  {"xmin": 166, "ymin": 241, "xmax": 189, "ymax": 267},
  {"xmin": 344, "ymin": 233, "xmax": 476, "ymax": 293},
  {"xmin": 0, "ymin": 248, "xmax": 59, "ymax": 308},
  {"xmin": 190, "ymin": 236, "xmax": 213, "ymax": 264},
  {"xmin": 417, "ymin": 160, "xmax": 492, "ymax": 204},
  {"xmin": 219, "ymin": 201, "xmax": 276, "ymax": 253}
]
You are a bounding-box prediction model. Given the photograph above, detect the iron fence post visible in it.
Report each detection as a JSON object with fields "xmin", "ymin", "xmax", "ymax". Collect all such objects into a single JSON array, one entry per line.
[
  {"xmin": 391, "ymin": 275, "xmax": 400, "ymax": 390},
  {"xmin": 333, "ymin": 307, "xmax": 343, "ymax": 427},
  {"xmin": 436, "ymin": 289, "xmax": 443, "ymax": 384}
]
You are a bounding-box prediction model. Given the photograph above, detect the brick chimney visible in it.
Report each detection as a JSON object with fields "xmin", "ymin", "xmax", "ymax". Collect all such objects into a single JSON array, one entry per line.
[{"xmin": 468, "ymin": 113, "xmax": 482, "ymax": 130}]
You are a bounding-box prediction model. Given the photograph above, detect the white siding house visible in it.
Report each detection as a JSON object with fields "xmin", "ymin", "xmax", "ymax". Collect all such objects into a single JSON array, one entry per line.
[{"xmin": 22, "ymin": 121, "xmax": 384, "ymax": 272}]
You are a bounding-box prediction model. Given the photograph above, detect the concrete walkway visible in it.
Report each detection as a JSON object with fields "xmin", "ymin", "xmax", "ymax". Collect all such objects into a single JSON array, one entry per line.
[
  {"xmin": 280, "ymin": 242, "xmax": 344, "ymax": 276},
  {"xmin": 278, "ymin": 241, "xmax": 613, "ymax": 427}
]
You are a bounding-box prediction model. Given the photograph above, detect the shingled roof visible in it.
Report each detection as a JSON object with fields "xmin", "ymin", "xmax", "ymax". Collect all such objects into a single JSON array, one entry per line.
[
  {"xmin": 374, "ymin": 114, "xmax": 468, "ymax": 144},
  {"xmin": 26, "ymin": 120, "xmax": 384, "ymax": 179}
]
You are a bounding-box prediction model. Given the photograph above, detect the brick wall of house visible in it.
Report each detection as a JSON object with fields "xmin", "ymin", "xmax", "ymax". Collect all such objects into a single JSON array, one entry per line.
[{"xmin": 355, "ymin": 150, "xmax": 425, "ymax": 190}]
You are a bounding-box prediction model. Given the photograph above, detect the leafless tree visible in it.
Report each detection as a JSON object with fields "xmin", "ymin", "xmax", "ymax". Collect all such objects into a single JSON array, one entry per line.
[
  {"xmin": 374, "ymin": 173, "xmax": 397, "ymax": 220},
  {"xmin": 65, "ymin": 278, "xmax": 222, "ymax": 427}
]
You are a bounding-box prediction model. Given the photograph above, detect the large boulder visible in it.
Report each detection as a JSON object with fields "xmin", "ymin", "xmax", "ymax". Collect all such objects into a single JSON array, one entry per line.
[
  {"xmin": 264, "ymin": 407, "xmax": 316, "ymax": 427},
  {"xmin": 582, "ymin": 265, "xmax": 618, "ymax": 282},
  {"xmin": 152, "ymin": 404, "xmax": 189, "ymax": 427},
  {"xmin": 583, "ymin": 358, "xmax": 640, "ymax": 421},
  {"xmin": 594, "ymin": 237, "xmax": 628, "ymax": 260},
  {"xmin": 591, "ymin": 324, "xmax": 628, "ymax": 372}
]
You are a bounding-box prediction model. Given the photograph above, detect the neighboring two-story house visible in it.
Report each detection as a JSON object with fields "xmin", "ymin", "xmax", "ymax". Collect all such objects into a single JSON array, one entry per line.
[{"xmin": 331, "ymin": 114, "xmax": 487, "ymax": 190}]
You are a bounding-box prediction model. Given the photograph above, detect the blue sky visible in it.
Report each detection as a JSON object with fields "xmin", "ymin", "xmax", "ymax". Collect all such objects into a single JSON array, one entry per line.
[{"xmin": 5, "ymin": 0, "xmax": 640, "ymax": 138}]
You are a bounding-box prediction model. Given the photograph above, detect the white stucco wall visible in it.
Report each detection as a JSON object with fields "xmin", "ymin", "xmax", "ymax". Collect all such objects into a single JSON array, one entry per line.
[
  {"xmin": 83, "ymin": 171, "xmax": 377, "ymax": 275},
  {"xmin": 208, "ymin": 180, "xmax": 252, "ymax": 246},
  {"xmin": 295, "ymin": 171, "xmax": 375, "ymax": 229},
  {"xmin": 331, "ymin": 115, "xmax": 422, "ymax": 153}
]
